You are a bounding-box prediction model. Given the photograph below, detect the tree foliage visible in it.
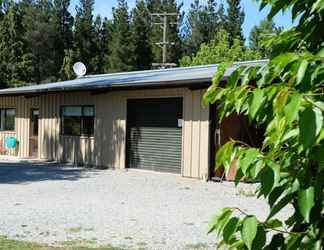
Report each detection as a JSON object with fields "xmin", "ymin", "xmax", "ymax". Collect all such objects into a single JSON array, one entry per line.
[
  {"xmin": 205, "ymin": 0, "xmax": 324, "ymax": 249},
  {"xmin": 249, "ymin": 19, "xmax": 282, "ymax": 59},
  {"xmin": 131, "ymin": 0, "xmax": 152, "ymax": 70},
  {"xmin": 226, "ymin": 0, "xmax": 245, "ymax": 45},
  {"xmin": 180, "ymin": 29, "xmax": 260, "ymax": 67},
  {"xmin": 74, "ymin": 0, "xmax": 99, "ymax": 74},
  {"xmin": 0, "ymin": 0, "xmax": 277, "ymax": 87},
  {"xmin": 107, "ymin": 0, "xmax": 134, "ymax": 72},
  {"xmin": 0, "ymin": 0, "xmax": 32, "ymax": 87},
  {"xmin": 182, "ymin": 0, "xmax": 225, "ymax": 56}
]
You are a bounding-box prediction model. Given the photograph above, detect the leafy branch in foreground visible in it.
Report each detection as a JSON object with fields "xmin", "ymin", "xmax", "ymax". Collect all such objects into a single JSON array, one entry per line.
[{"xmin": 204, "ymin": 0, "xmax": 324, "ymax": 249}]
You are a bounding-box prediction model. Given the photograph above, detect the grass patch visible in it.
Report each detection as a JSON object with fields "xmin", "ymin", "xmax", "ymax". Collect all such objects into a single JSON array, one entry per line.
[
  {"xmin": 0, "ymin": 236, "xmax": 124, "ymax": 250},
  {"xmin": 66, "ymin": 227, "xmax": 83, "ymax": 233},
  {"xmin": 185, "ymin": 242, "xmax": 209, "ymax": 250},
  {"xmin": 236, "ymin": 188, "xmax": 256, "ymax": 197}
]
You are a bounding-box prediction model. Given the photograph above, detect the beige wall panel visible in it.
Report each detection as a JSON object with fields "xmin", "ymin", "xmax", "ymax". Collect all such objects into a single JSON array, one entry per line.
[
  {"xmin": 182, "ymin": 89, "xmax": 210, "ymax": 179},
  {"xmin": 182, "ymin": 89, "xmax": 193, "ymax": 177},
  {"xmin": 199, "ymin": 91, "xmax": 210, "ymax": 179},
  {"xmin": 191, "ymin": 90, "xmax": 202, "ymax": 178},
  {"xmin": 0, "ymin": 87, "xmax": 210, "ymax": 180},
  {"xmin": 0, "ymin": 95, "xmax": 36, "ymax": 158}
]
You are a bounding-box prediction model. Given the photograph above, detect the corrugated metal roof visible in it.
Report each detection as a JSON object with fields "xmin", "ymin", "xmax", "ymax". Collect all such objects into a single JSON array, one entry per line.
[{"xmin": 0, "ymin": 60, "xmax": 268, "ymax": 96}]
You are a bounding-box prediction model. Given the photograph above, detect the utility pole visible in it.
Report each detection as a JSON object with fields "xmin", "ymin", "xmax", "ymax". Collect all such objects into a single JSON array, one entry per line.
[{"xmin": 151, "ymin": 12, "xmax": 179, "ymax": 69}]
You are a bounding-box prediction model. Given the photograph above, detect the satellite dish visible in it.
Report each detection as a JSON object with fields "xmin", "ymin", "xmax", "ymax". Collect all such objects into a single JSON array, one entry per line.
[{"xmin": 73, "ymin": 62, "xmax": 87, "ymax": 77}]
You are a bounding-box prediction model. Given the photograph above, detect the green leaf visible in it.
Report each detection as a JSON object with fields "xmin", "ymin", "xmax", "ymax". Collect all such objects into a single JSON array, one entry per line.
[
  {"xmin": 259, "ymin": 167, "xmax": 275, "ymax": 197},
  {"xmin": 286, "ymin": 234, "xmax": 303, "ymax": 250},
  {"xmin": 223, "ymin": 217, "xmax": 240, "ymax": 243},
  {"xmin": 241, "ymin": 216, "xmax": 258, "ymax": 250},
  {"xmin": 267, "ymin": 193, "xmax": 294, "ymax": 220},
  {"xmin": 208, "ymin": 208, "xmax": 233, "ymax": 234},
  {"xmin": 215, "ymin": 141, "xmax": 236, "ymax": 174},
  {"xmin": 296, "ymin": 60, "xmax": 309, "ymax": 85},
  {"xmin": 249, "ymin": 89, "xmax": 265, "ymax": 120},
  {"xmin": 312, "ymin": 0, "xmax": 324, "ymax": 12},
  {"xmin": 299, "ymin": 107, "xmax": 323, "ymax": 149},
  {"xmin": 213, "ymin": 62, "xmax": 232, "ymax": 86},
  {"xmin": 317, "ymin": 47, "xmax": 324, "ymax": 57},
  {"xmin": 239, "ymin": 148, "xmax": 260, "ymax": 174},
  {"xmin": 266, "ymin": 219, "xmax": 283, "ymax": 229},
  {"xmin": 251, "ymin": 226, "xmax": 266, "ymax": 250},
  {"xmin": 235, "ymin": 168, "xmax": 244, "ymax": 186},
  {"xmin": 298, "ymin": 187, "xmax": 315, "ymax": 222},
  {"xmin": 312, "ymin": 144, "xmax": 324, "ymax": 169},
  {"xmin": 268, "ymin": 185, "xmax": 286, "ymax": 207},
  {"xmin": 284, "ymin": 93, "xmax": 301, "ymax": 124},
  {"xmin": 281, "ymin": 128, "xmax": 299, "ymax": 143},
  {"xmin": 228, "ymin": 67, "xmax": 243, "ymax": 88}
]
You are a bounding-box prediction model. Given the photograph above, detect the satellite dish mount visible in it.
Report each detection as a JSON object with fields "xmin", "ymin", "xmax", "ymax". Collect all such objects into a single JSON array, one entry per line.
[{"xmin": 73, "ymin": 62, "xmax": 87, "ymax": 78}]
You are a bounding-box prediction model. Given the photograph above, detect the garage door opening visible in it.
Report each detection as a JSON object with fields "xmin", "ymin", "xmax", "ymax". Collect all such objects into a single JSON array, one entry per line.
[{"xmin": 126, "ymin": 98, "xmax": 183, "ymax": 174}]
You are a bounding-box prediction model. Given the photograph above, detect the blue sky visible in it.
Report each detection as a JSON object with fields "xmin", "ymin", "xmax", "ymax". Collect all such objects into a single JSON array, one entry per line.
[{"xmin": 70, "ymin": 0, "xmax": 294, "ymax": 39}]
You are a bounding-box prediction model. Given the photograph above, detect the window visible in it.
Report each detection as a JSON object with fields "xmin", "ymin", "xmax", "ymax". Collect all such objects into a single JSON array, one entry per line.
[
  {"xmin": 0, "ymin": 109, "xmax": 15, "ymax": 131},
  {"xmin": 31, "ymin": 109, "xmax": 39, "ymax": 136},
  {"xmin": 61, "ymin": 106, "xmax": 95, "ymax": 136}
]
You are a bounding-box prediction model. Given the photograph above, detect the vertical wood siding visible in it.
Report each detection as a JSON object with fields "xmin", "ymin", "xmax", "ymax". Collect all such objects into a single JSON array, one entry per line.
[
  {"xmin": 182, "ymin": 89, "xmax": 210, "ymax": 179},
  {"xmin": 0, "ymin": 96, "xmax": 39, "ymax": 157},
  {"xmin": 0, "ymin": 87, "xmax": 210, "ymax": 179}
]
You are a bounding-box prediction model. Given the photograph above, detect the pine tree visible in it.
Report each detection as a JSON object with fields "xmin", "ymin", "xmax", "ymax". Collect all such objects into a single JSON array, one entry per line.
[
  {"xmin": 107, "ymin": 0, "xmax": 134, "ymax": 72},
  {"xmin": 53, "ymin": 0, "xmax": 73, "ymax": 50},
  {"xmin": 52, "ymin": 0, "xmax": 73, "ymax": 80},
  {"xmin": 226, "ymin": 0, "xmax": 245, "ymax": 44},
  {"xmin": 249, "ymin": 19, "xmax": 282, "ymax": 58},
  {"xmin": 0, "ymin": 0, "xmax": 32, "ymax": 87},
  {"xmin": 132, "ymin": 0, "xmax": 152, "ymax": 70},
  {"xmin": 22, "ymin": 0, "xmax": 57, "ymax": 83},
  {"xmin": 92, "ymin": 15, "xmax": 107, "ymax": 74},
  {"xmin": 0, "ymin": 0, "xmax": 4, "ymax": 17},
  {"xmin": 59, "ymin": 49, "xmax": 75, "ymax": 80},
  {"xmin": 74, "ymin": 0, "xmax": 97, "ymax": 74},
  {"xmin": 183, "ymin": 0, "xmax": 222, "ymax": 55}
]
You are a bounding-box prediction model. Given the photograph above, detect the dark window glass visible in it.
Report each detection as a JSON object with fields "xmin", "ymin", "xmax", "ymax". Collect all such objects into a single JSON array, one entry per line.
[
  {"xmin": 31, "ymin": 109, "xmax": 39, "ymax": 136},
  {"xmin": 82, "ymin": 117, "xmax": 94, "ymax": 136},
  {"xmin": 61, "ymin": 106, "xmax": 94, "ymax": 136},
  {"xmin": 0, "ymin": 109, "xmax": 15, "ymax": 131}
]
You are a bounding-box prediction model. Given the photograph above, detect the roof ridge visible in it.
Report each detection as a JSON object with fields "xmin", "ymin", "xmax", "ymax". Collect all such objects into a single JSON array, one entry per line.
[{"xmin": 83, "ymin": 59, "xmax": 268, "ymax": 79}]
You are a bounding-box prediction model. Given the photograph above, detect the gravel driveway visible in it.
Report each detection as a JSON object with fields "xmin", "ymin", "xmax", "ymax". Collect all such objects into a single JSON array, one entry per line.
[{"xmin": 0, "ymin": 161, "xmax": 272, "ymax": 250}]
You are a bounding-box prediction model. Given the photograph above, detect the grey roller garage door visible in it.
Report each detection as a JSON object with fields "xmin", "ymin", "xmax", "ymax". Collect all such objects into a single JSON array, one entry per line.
[{"xmin": 126, "ymin": 98, "xmax": 183, "ymax": 173}]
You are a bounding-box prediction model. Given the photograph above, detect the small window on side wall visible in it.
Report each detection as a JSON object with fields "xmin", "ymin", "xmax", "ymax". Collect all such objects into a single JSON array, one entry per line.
[
  {"xmin": 0, "ymin": 109, "xmax": 15, "ymax": 131},
  {"xmin": 61, "ymin": 106, "xmax": 95, "ymax": 136}
]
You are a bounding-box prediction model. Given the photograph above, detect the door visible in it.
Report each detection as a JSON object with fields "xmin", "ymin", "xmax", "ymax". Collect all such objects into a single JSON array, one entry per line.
[
  {"xmin": 126, "ymin": 98, "xmax": 183, "ymax": 173},
  {"xmin": 29, "ymin": 109, "xmax": 39, "ymax": 158},
  {"xmin": 209, "ymin": 103, "xmax": 264, "ymax": 180}
]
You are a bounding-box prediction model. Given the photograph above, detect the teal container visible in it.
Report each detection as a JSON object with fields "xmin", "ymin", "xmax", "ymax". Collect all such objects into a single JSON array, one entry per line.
[{"xmin": 5, "ymin": 137, "xmax": 17, "ymax": 149}]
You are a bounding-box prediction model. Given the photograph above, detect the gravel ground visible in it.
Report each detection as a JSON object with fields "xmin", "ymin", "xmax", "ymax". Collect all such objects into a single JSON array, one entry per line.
[{"xmin": 0, "ymin": 160, "xmax": 286, "ymax": 250}]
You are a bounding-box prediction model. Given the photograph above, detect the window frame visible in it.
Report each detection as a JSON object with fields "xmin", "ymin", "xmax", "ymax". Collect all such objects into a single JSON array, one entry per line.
[
  {"xmin": 60, "ymin": 105, "xmax": 95, "ymax": 137},
  {"xmin": 0, "ymin": 108, "xmax": 16, "ymax": 131}
]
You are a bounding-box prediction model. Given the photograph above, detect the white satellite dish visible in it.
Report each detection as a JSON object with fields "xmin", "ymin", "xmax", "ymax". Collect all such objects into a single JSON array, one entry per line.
[{"xmin": 73, "ymin": 62, "xmax": 87, "ymax": 77}]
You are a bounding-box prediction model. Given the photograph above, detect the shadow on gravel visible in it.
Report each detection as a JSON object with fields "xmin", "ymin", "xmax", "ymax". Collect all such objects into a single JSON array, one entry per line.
[{"xmin": 0, "ymin": 162, "xmax": 96, "ymax": 184}]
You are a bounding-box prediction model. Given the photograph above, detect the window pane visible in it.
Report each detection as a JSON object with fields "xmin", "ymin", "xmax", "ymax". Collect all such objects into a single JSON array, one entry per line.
[
  {"xmin": 83, "ymin": 106, "xmax": 94, "ymax": 117},
  {"xmin": 62, "ymin": 117, "xmax": 81, "ymax": 136},
  {"xmin": 5, "ymin": 109, "xmax": 15, "ymax": 131},
  {"xmin": 62, "ymin": 106, "xmax": 82, "ymax": 117},
  {"xmin": 82, "ymin": 117, "xmax": 94, "ymax": 136},
  {"xmin": 0, "ymin": 110, "xmax": 5, "ymax": 130}
]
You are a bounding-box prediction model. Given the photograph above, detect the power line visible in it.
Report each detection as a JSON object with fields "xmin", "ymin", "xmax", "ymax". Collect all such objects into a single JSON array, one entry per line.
[{"xmin": 151, "ymin": 12, "xmax": 179, "ymax": 69}]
